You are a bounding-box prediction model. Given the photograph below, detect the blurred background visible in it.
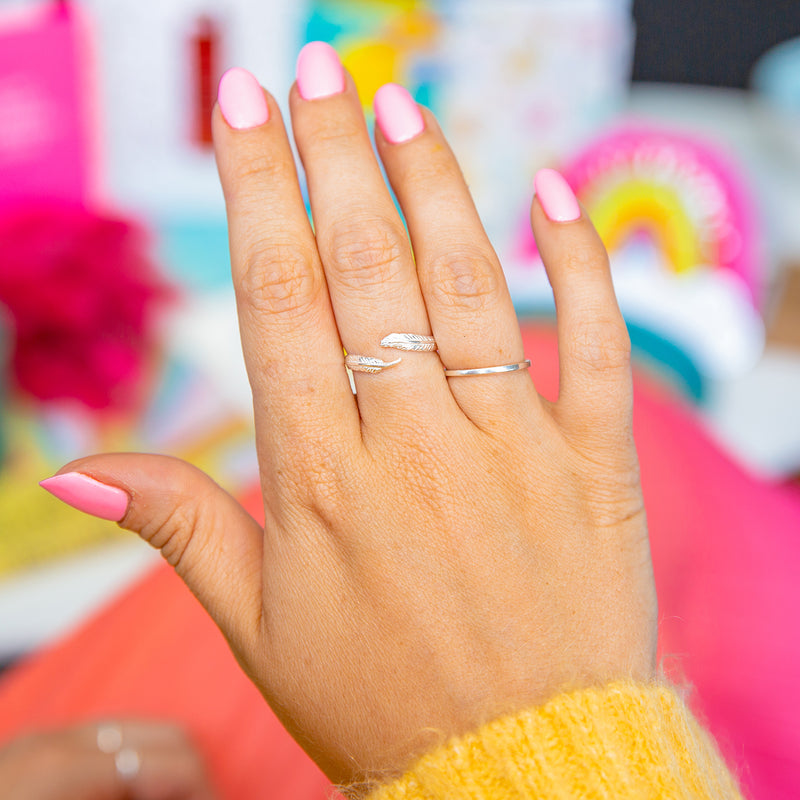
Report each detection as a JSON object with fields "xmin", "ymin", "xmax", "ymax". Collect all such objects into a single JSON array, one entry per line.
[{"xmin": 0, "ymin": 0, "xmax": 799, "ymax": 797}]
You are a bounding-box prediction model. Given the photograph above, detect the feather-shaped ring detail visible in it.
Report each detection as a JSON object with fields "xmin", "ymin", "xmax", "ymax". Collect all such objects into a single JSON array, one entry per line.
[
  {"xmin": 379, "ymin": 333, "xmax": 437, "ymax": 352},
  {"xmin": 344, "ymin": 354, "xmax": 403, "ymax": 374}
]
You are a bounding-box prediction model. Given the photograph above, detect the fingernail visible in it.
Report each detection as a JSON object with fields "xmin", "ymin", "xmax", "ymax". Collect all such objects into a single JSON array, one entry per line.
[
  {"xmin": 40, "ymin": 472, "xmax": 130, "ymax": 522},
  {"xmin": 218, "ymin": 67, "xmax": 269, "ymax": 130},
  {"xmin": 374, "ymin": 83, "xmax": 425, "ymax": 144},
  {"xmin": 534, "ymin": 169, "xmax": 581, "ymax": 222},
  {"xmin": 296, "ymin": 41, "xmax": 345, "ymax": 101}
]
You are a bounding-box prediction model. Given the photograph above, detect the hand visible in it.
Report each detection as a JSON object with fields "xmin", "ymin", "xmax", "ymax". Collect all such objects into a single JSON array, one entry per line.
[
  {"xmin": 45, "ymin": 46, "xmax": 657, "ymax": 787},
  {"xmin": 0, "ymin": 721, "xmax": 217, "ymax": 800}
]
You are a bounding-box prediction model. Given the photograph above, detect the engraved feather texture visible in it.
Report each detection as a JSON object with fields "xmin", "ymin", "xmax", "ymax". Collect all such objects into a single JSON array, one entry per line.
[
  {"xmin": 345, "ymin": 354, "xmax": 402, "ymax": 373},
  {"xmin": 380, "ymin": 333, "xmax": 437, "ymax": 352}
]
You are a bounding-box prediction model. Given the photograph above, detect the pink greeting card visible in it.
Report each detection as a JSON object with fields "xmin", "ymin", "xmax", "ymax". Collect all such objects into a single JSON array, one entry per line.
[{"xmin": 0, "ymin": 2, "xmax": 94, "ymax": 208}]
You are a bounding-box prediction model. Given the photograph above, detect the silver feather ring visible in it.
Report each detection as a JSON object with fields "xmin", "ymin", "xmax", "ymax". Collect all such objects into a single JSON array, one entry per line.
[
  {"xmin": 344, "ymin": 354, "xmax": 402, "ymax": 374},
  {"xmin": 380, "ymin": 333, "xmax": 437, "ymax": 352},
  {"xmin": 345, "ymin": 333, "xmax": 437, "ymax": 374}
]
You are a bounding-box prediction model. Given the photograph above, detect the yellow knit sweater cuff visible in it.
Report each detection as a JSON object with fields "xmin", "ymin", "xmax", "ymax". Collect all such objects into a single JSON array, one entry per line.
[{"xmin": 366, "ymin": 682, "xmax": 743, "ymax": 800}]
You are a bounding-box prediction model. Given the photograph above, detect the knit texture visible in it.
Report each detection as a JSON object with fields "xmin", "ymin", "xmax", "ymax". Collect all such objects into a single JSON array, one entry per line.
[{"xmin": 366, "ymin": 683, "xmax": 743, "ymax": 799}]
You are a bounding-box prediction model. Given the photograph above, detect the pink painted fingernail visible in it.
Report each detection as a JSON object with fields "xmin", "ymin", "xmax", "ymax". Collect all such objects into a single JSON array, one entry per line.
[
  {"xmin": 40, "ymin": 473, "xmax": 130, "ymax": 522},
  {"xmin": 374, "ymin": 83, "xmax": 425, "ymax": 144},
  {"xmin": 296, "ymin": 41, "xmax": 345, "ymax": 100},
  {"xmin": 218, "ymin": 67, "xmax": 269, "ymax": 130},
  {"xmin": 534, "ymin": 169, "xmax": 581, "ymax": 222}
]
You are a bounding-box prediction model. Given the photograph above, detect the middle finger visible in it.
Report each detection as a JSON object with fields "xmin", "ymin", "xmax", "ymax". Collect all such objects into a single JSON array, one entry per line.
[{"xmin": 290, "ymin": 43, "xmax": 450, "ymax": 428}]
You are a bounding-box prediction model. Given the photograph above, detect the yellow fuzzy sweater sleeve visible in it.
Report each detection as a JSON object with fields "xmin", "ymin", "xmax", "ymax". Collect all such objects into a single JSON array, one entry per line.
[{"xmin": 366, "ymin": 682, "xmax": 744, "ymax": 800}]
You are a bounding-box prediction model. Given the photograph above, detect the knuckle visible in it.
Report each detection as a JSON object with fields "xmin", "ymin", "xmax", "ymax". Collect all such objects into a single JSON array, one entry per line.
[
  {"xmin": 427, "ymin": 249, "xmax": 501, "ymax": 312},
  {"xmin": 238, "ymin": 242, "xmax": 322, "ymax": 318},
  {"xmin": 308, "ymin": 116, "xmax": 364, "ymax": 152},
  {"xmin": 563, "ymin": 242, "xmax": 610, "ymax": 276},
  {"xmin": 138, "ymin": 503, "xmax": 199, "ymax": 571},
  {"xmin": 569, "ymin": 316, "xmax": 631, "ymax": 375},
  {"xmin": 326, "ymin": 217, "xmax": 407, "ymax": 290},
  {"xmin": 403, "ymin": 152, "xmax": 459, "ymax": 190},
  {"xmin": 229, "ymin": 147, "xmax": 285, "ymax": 190},
  {"xmin": 281, "ymin": 447, "xmax": 353, "ymax": 526},
  {"xmin": 584, "ymin": 479, "xmax": 646, "ymax": 532}
]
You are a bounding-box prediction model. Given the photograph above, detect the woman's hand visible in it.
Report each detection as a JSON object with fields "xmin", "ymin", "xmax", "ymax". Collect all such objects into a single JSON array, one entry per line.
[
  {"xmin": 0, "ymin": 721, "xmax": 217, "ymax": 800},
  {"xmin": 43, "ymin": 44, "xmax": 657, "ymax": 786}
]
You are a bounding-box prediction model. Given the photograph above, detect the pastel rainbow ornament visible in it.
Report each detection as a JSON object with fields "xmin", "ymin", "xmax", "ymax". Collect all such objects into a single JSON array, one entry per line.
[
  {"xmin": 521, "ymin": 127, "xmax": 759, "ymax": 298},
  {"xmin": 516, "ymin": 126, "xmax": 765, "ymax": 399}
]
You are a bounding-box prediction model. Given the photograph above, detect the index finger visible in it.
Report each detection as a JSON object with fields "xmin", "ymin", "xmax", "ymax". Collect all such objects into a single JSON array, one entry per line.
[{"xmin": 213, "ymin": 69, "xmax": 359, "ymax": 469}]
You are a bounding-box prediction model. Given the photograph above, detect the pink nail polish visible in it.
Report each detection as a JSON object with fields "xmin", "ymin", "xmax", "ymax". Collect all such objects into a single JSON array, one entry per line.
[
  {"xmin": 40, "ymin": 473, "xmax": 130, "ymax": 522},
  {"xmin": 534, "ymin": 169, "xmax": 581, "ymax": 222},
  {"xmin": 217, "ymin": 67, "xmax": 269, "ymax": 130},
  {"xmin": 296, "ymin": 41, "xmax": 345, "ymax": 101},
  {"xmin": 373, "ymin": 83, "xmax": 425, "ymax": 144}
]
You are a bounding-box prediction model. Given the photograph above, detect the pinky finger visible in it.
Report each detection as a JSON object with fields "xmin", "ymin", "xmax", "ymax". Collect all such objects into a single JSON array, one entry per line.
[{"xmin": 531, "ymin": 169, "xmax": 633, "ymax": 451}]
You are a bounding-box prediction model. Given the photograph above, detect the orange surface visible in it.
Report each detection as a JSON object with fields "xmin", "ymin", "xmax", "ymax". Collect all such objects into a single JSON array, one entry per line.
[{"xmin": 0, "ymin": 561, "xmax": 333, "ymax": 799}]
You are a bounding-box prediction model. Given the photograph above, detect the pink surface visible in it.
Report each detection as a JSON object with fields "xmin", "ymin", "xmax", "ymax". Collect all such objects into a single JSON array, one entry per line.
[
  {"xmin": 0, "ymin": 325, "xmax": 798, "ymax": 798},
  {"xmin": 217, "ymin": 67, "xmax": 269, "ymax": 131},
  {"xmin": 638, "ymin": 387, "xmax": 800, "ymax": 798},
  {"xmin": 40, "ymin": 473, "xmax": 130, "ymax": 522},
  {"xmin": 534, "ymin": 168, "xmax": 581, "ymax": 223},
  {"xmin": 296, "ymin": 41, "xmax": 346, "ymax": 101},
  {"xmin": 0, "ymin": 4, "xmax": 93, "ymax": 207},
  {"xmin": 374, "ymin": 83, "xmax": 425, "ymax": 144}
]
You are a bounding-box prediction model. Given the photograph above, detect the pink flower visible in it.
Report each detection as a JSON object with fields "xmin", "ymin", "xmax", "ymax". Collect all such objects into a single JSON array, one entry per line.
[{"xmin": 0, "ymin": 202, "xmax": 174, "ymax": 410}]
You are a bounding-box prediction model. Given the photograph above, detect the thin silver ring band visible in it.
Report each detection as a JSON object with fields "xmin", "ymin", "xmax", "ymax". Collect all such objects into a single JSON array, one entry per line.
[{"xmin": 444, "ymin": 359, "xmax": 532, "ymax": 377}]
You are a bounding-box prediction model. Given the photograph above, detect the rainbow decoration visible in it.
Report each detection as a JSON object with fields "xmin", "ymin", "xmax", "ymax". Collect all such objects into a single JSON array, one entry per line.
[{"xmin": 518, "ymin": 126, "xmax": 761, "ymax": 304}]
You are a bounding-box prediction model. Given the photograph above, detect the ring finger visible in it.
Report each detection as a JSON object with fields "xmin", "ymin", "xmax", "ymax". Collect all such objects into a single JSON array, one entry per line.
[{"xmin": 375, "ymin": 91, "xmax": 540, "ymax": 428}]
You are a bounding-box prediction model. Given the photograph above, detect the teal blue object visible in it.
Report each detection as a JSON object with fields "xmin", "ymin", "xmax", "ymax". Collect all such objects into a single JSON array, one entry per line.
[
  {"xmin": 412, "ymin": 76, "xmax": 435, "ymax": 108},
  {"xmin": 626, "ymin": 322, "xmax": 705, "ymax": 403},
  {"xmin": 156, "ymin": 217, "xmax": 231, "ymax": 292},
  {"xmin": 305, "ymin": 10, "xmax": 344, "ymax": 44},
  {"xmin": 751, "ymin": 37, "xmax": 800, "ymax": 113},
  {"xmin": 304, "ymin": 1, "xmax": 440, "ymax": 117}
]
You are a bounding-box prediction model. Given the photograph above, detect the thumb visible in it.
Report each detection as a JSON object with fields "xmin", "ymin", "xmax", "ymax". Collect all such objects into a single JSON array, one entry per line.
[{"xmin": 40, "ymin": 454, "xmax": 264, "ymax": 650}]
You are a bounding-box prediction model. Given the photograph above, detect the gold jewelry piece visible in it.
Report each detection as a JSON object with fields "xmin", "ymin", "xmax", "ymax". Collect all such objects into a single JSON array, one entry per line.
[{"xmin": 444, "ymin": 359, "xmax": 532, "ymax": 377}]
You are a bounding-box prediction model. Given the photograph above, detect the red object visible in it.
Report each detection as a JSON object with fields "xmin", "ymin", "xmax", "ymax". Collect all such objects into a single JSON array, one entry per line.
[
  {"xmin": 0, "ymin": 203, "xmax": 172, "ymax": 410},
  {"xmin": 0, "ymin": 326, "xmax": 798, "ymax": 798},
  {"xmin": 191, "ymin": 16, "xmax": 221, "ymax": 149}
]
